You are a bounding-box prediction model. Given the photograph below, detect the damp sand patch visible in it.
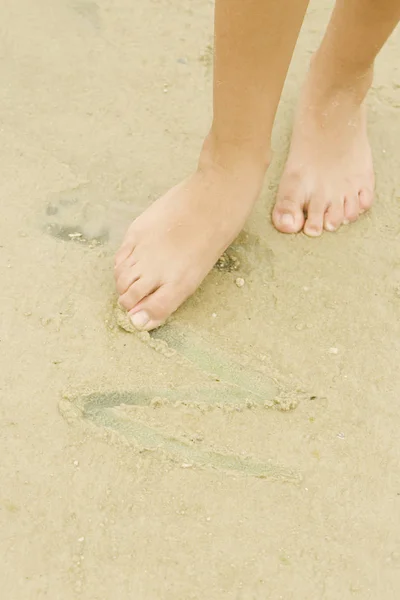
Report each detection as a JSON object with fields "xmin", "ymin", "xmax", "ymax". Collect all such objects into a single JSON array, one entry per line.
[
  {"xmin": 59, "ymin": 307, "xmax": 302, "ymax": 482},
  {"xmin": 114, "ymin": 306, "xmax": 298, "ymax": 411},
  {"xmin": 59, "ymin": 388, "xmax": 301, "ymax": 483}
]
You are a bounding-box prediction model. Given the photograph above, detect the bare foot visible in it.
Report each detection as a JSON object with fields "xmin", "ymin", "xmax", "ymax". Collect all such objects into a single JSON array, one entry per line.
[
  {"xmin": 115, "ymin": 140, "xmax": 268, "ymax": 331},
  {"xmin": 273, "ymin": 58, "xmax": 375, "ymax": 236}
]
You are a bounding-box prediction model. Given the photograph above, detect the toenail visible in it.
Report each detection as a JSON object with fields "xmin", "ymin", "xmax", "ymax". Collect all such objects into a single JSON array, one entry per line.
[
  {"xmin": 130, "ymin": 310, "xmax": 150, "ymax": 330},
  {"xmin": 325, "ymin": 222, "xmax": 336, "ymax": 232},
  {"xmin": 343, "ymin": 218, "xmax": 350, "ymax": 225},
  {"xmin": 304, "ymin": 226, "xmax": 321, "ymax": 237},
  {"xmin": 279, "ymin": 213, "xmax": 295, "ymax": 228}
]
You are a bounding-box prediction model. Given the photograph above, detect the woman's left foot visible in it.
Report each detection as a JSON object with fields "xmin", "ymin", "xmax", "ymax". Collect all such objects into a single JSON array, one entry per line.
[{"xmin": 273, "ymin": 58, "xmax": 375, "ymax": 236}]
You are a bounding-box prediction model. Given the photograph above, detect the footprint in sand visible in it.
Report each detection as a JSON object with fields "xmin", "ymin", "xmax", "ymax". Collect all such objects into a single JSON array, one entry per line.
[
  {"xmin": 44, "ymin": 184, "xmax": 128, "ymax": 247},
  {"xmin": 59, "ymin": 307, "xmax": 301, "ymax": 483}
]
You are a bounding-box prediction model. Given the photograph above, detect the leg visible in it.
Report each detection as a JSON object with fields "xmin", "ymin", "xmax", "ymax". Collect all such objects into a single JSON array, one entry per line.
[
  {"xmin": 115, "ymin": 0, "xmax": 309, "ymax": 331},
  {"xmin": 273, "ymin": 0, "xmax": 400, "ymax": 236}
]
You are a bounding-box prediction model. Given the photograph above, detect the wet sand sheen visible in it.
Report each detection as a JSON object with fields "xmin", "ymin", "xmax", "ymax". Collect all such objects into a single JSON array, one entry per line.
[
  {"xmin": 60, "ymin": 389, "xmax": 301, "ymax": 483},
  {"xmin": 59, "ymin": 308, "xmax": 301, "ymax": 482}
]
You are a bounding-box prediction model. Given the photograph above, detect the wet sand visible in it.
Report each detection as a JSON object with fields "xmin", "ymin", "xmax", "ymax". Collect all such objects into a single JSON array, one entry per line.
[{"xmin": 1, "ymin": 1, "xmax": 400, "ymax": 598}]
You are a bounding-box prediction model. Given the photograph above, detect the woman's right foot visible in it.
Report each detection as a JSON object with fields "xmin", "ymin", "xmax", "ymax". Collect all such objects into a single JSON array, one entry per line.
[
  {"xmin": 273, "ymin": 56, "xmax": 375, "ymax": 237},
  {"xmin": 114, "ymin": 137, "xmax": 268, "ymax": 331}
]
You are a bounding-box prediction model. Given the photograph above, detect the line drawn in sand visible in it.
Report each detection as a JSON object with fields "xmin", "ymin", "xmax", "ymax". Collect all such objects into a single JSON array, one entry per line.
[
  {"xmin": 46, "ymin": 189, "xmax": 301, "ymax": 481},
  {"xmin": 59, "ymin": 307, "xmax": 302, "ymax": 484}
]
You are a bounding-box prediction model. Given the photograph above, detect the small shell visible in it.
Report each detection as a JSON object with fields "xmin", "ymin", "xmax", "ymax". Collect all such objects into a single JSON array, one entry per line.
[{"xmin": 235, "ymin": 277, "xmax": 245, "ymax": 288}]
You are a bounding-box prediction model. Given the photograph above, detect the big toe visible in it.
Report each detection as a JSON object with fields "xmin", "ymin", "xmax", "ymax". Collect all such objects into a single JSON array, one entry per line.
[
  {"xmin": 129, "ymin": 283, "xmax": 189, "ymax": 332},
  {"xmin": 272, "ymin": 190, "xmax": 305, "ymax": 234}
]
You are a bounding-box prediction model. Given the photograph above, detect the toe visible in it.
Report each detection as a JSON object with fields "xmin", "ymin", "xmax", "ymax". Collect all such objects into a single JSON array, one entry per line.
[
  {"xmin": 115, "ymin": 265, "xmax": 141, "ymax": 296},
  {"xmin": 115, "ymin": 244, "xmax": 133, "ymax": 268},
  {"xmin": 115, "ymin": 230, "xmax": 136, "ymax": 268},
  {"xmin": 129, "ymin": 283, "xmax": 189, "ymax": 331},
  {"xmin": 118, "ymin": 276, "xmax": 158, "ymax": 311},
  {"xmin": 324, "ymin": 198, "xmax": 345, "ymax": 232},
  {"xmin": 358, "ymin": 188, "xmax": 374, "ymax": 213},
  {"xmin": 114, "ymin": 253, "xmax": 136, "ymax": 284},
  {"xmin": 303, "ymin": 196, "xmax": 326, "ymax": 237},
  {"xmin": 272, "ymin": 187, "xmax": 305, "ymax": 234},
  {"xmin": 343, "ymin": 194, "xmax": 360, "ymax": 224}
]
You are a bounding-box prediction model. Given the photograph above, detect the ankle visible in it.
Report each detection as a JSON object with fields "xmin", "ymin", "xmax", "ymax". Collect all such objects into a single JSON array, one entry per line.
[
  {"xmin": 199, "ymin": 130, "xmax": 271, "ymax": 175},
  {"xmin": 310, "ymin": 50, "xmax": 373, "ymax": 102}
]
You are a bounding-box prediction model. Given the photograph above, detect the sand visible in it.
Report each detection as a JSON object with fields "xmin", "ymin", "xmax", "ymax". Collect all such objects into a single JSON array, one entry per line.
[{"xmin": 1, "ymin": 1, "xmax": 400, "ymax": 598}]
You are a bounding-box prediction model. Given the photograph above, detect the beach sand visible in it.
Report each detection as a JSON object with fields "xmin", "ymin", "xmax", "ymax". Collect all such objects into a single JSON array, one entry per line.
[{"xmin": 1, "ymin": 1, "xmax": 400, "ymax": 598}]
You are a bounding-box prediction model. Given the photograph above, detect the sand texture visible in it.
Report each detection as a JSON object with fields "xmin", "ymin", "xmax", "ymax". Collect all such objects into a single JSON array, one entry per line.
[{"xmin": 1, "ymin": 1, "xmax": 400, "ymax": 598}]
